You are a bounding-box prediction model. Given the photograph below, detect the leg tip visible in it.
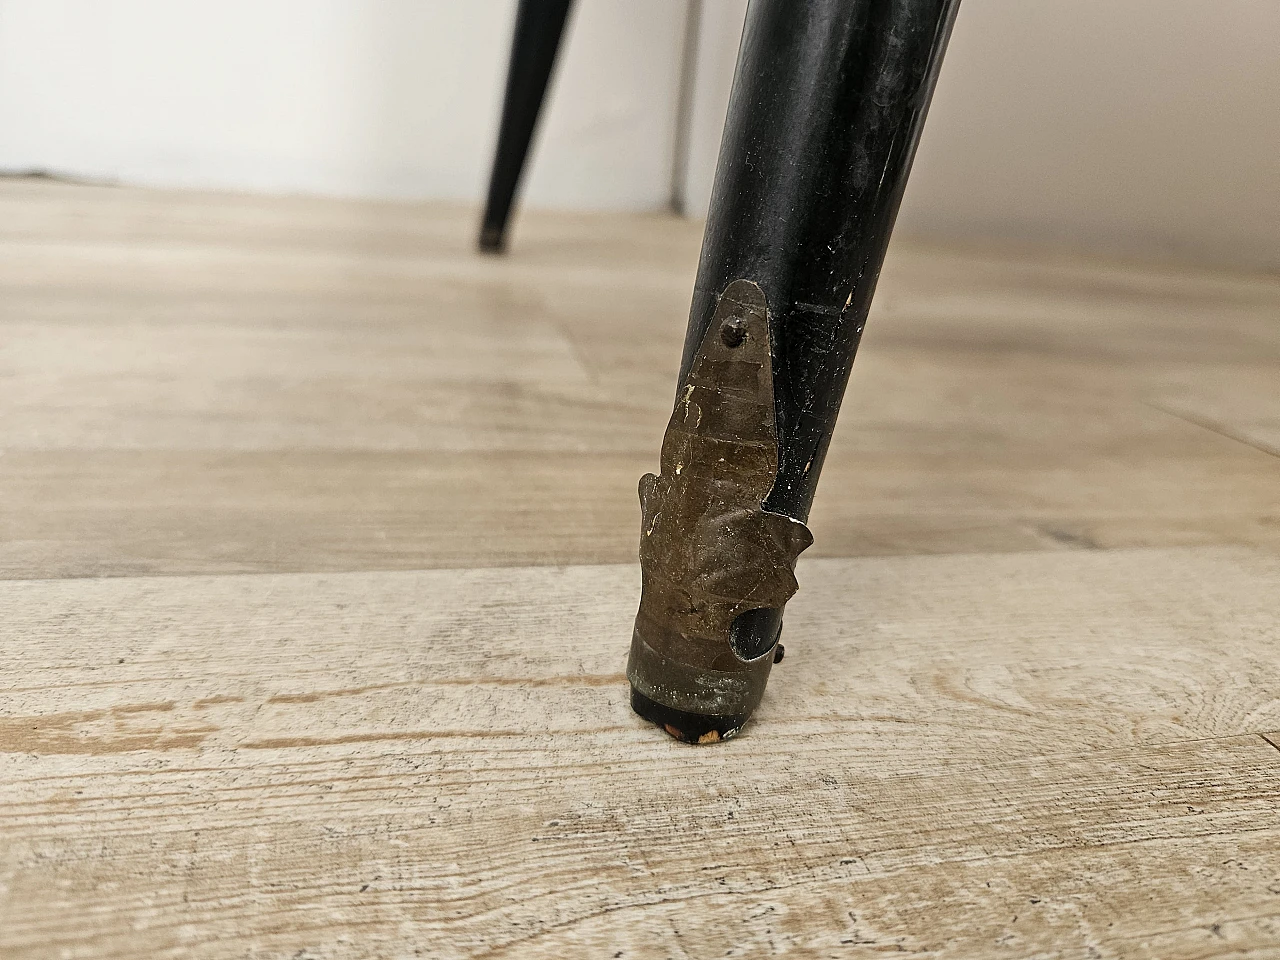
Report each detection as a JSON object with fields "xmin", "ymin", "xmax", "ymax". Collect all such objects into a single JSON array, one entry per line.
[
  {"xmin": 478, "ymin": 225, "xmax": 507, "ymax": 254},
  {"xmin": 629, "ymin": 687, "xmax": 750, "ymax": 745}
]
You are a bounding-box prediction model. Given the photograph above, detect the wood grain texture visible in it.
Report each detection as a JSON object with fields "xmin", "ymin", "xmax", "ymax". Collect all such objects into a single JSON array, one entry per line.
[
  {"xmin": 2, "ymin": 181, "xmax": 1280, "ymax": 957},
  {"xmin": 3, "ymin": 548, "xmax": 1280, "ymax": 957},
  {"xmin": 0, "ymin": 182, "xmax": 1277, "ymax": 578}
]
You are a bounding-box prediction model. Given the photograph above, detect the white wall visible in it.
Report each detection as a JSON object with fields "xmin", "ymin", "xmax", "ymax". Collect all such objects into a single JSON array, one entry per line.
[
  {"xmin": 0, "ymin": 0, "xmax": 686, "ymax": 209},
  {"xmin": 1, "ymin": 0, "xmax": 1278, "ymax": 269},
  {"xmin": 898, "ymin": 0, "xmax": 1280, "ymax": 269},
  {"xmin": 684, "ymin": 0, "xmax": 1280, "ymax": 270},
  {"xmin": 681, "ymin": 0, "xmax": 749, "ymax": 221}
]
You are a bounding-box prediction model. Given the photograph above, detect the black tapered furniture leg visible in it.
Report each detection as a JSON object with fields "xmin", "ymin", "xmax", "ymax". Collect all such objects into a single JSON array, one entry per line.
[
  {"xmin": 628, "ymin": 0, "xmax": 961, "ymax": 743},
  {"xmin": 478, "ymin": 0, "xmax": 574, "ymax": 253}
]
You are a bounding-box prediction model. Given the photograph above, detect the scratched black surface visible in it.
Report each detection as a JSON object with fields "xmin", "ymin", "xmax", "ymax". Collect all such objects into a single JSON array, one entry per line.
[{"xmin": 681, "ymin": 0, "xmax": 961, "ymax": 521}]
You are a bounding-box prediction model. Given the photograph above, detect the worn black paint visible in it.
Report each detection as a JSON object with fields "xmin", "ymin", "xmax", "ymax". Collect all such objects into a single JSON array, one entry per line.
[{"xmin": 683, "ymin": 0, "xmax": 961, "ymax": 521}]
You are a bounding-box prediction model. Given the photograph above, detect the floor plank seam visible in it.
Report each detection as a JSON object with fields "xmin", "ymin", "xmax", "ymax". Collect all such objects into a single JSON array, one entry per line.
[
  {"xmin": 0, "ymin": 542, "xmax": 1264, "ymax": 587},
  {"xmin": 1143, "ymin": 399, "xmax": 1280, "ymax": 461}
]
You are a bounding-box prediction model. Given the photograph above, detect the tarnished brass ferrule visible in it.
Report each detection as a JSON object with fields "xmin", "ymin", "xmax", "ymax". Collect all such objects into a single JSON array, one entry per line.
[{"xmin": 627, "ymin": 280, "xmax": 812, "ymax": 743}]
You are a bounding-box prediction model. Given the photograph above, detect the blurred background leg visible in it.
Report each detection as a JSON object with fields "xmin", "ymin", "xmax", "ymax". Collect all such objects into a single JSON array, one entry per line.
[{"xmin": 478, "ymin": 0, "xmax": 575, "ymax": 253}]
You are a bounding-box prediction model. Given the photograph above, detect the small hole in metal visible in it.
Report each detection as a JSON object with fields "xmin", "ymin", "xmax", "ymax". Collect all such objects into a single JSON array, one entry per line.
[{"xmin": 720, "ymin": 315, "xmax": 748, "ymax": 348}]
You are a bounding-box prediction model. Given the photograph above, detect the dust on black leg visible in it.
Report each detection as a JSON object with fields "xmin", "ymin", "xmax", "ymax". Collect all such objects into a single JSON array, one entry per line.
[{"xmin": 629, "ymin": 687, "xmax": 752, "ymax": 745}]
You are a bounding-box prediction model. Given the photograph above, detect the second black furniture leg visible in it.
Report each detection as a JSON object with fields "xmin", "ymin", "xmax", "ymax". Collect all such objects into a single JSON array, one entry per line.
[
  {"xmin": 478, "ymin": 0, "xmax": 574, "ymax": 253},
  {"xmin": 628, "ymin": 0, "xmax": 961, "ymax": 742}
]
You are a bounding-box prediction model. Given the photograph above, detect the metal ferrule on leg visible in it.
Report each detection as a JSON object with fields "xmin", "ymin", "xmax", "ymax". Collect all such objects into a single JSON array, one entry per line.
[{"xmin": 629, "ymin": 280, "xmax": 812, "ymax": 743}]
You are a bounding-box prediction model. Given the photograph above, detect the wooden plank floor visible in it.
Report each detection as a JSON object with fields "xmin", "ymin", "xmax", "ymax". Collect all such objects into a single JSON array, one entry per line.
[{"xmin": 1, "ymin": 180, "xmax": 1278, "ymax": 958}]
